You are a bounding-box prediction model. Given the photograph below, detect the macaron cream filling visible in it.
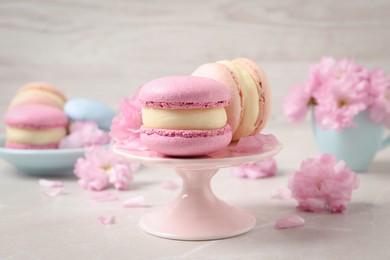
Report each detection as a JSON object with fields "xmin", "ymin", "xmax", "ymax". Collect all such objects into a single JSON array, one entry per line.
[
  {"xmin": 217, "ymin": 60, "xmax": 260, "ymax": 139},
  {"xmin": 6, "ymin": 126, "xmax": 67, "ymax": 145},
  {"xmin": 142, "ymin": 107, "xmax": 227, "ymax": 130}
]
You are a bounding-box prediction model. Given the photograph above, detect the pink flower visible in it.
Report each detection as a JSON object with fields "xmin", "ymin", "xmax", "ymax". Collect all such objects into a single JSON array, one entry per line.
[
  {"xmin": 233, "ymin": 158, "xmax": 277, "ymax": 179},
  {"xmin": 283, "ymin": 84, "xmax": 316, "ymax": 123},
  {"xmin": 108, "ymin": 164, "xmax": 133, "ymax": 190},
  {"xmin": 284, "ymin": 56, "xmax": 390, "ymax": 130},
  {"xmin": 110, "ymin": 90, "xmax": 143, "ymax": 148},
  {"xmin": 59, "ymin": 121, "xmax": 110, "ymax": 149},
  {"xmin": 368, "ymin": 69, "xmax": 390, "ymax": 127},
  {"xmin": 313, "ymin": 64, "xmax": 369, "ymax": 130},
  {"xmin": 74, "ymin": 146, "xmax": 139, "ymax": 191},
  {"xmin": 288, "ymin": 154, "xmax": 359, "ymax": 213}
]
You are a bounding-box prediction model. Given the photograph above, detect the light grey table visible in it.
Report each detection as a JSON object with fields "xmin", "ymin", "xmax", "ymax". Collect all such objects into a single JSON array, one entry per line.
[{"xmin": 1, "ymin": 123, "xmax": 390, "ymax": 260}]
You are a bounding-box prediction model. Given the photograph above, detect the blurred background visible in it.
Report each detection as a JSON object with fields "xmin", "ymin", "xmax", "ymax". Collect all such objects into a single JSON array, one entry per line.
[{"xmin": 1, "ymin": 0, "xmax": 389, "ymax": 132}]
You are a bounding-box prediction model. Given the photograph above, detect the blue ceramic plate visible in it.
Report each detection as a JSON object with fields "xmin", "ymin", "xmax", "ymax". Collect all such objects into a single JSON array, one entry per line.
[{"xmin": 0, "ymin": 137, "xmax": 85, "ymax": 175}]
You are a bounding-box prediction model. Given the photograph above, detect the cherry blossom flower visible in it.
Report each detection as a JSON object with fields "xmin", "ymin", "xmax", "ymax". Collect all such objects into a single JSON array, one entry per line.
[
  {"xmin": 59, "ymin": 121, "xmax": 110, "ymax": 149},
  {"xmin": 368, "ymin": 69, "xmax": 390, "ymax": 128},
  {"xmin": 288, "ymin": 154, "xmax": 359, "ymax": 213},
  {"xmin": 110, "ymin": 90, "xmax": 144, "ymax": 149},
  {"xmin": 233, "ymin": 158, "xmax": 277, "ymax": 179},
  {"xmin": 283, "ymin": 84, "xmax": 316, "ymax": 123},
  {"xmin": 74, "ymin": 146, "xmax": 140, "ymax": 191},
  {"xmin": 284, "ymin": 56, "xmax": 390, "ymax": 130}
]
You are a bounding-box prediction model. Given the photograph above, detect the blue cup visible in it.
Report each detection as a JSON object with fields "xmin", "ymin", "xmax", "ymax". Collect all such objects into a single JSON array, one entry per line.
[{"xmin": 312, "ymin": 110, "xmax": 390, "ymax": 172}]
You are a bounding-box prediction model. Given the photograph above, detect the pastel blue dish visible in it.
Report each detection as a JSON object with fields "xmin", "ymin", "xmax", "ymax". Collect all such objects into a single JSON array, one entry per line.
[
  {"xmin": 64, "ymin": 98, "xmax": 115, "ymax": 131},
  {"xmin": 312, "ymin": 110, "xmax": 390, "ymax": 172},
  {"xmin": 0, "ymin": 137, "xmax": 85, "ymax": 175}
]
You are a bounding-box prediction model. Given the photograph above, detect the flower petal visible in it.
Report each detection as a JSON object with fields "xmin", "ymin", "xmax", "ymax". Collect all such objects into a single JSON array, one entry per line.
[
  {"xmin": 122, "ymin": 195, "xmax": 145, "ymax": 208},
  {"xmin": 91, "ymin": 191, "xmax": 119, "ymax": 202},
  {"xmin": 98, "ymin": 215, "xmax": 115, "ymax": 225},
  {"xmin": 233, "ymin": 158, "xmax": 277, "ymax": 179},
  {"xmin": 234, "ymin": 134, "xmax": 280, "ymax": 153},
  {"xmin": 275, "ymin": 215, "xmax": 305, "ymax": 229},
  {"xmin": 270, "ymin": 187, "xmax": 291, "ymax": 200},
  {"xmin": 43, "ymin": 188, "xmax": 65, "ymax": 197},
  {"xmin": 161, "ymin": 180, "xmax": 181, "ymax": 190},
  {"xmin": 59, "ymin": 121, "xmax": 110, "ymax": 149},
  {"xmin": 39, "ymin": 179, "xmax": 64, "ymax": 188}
]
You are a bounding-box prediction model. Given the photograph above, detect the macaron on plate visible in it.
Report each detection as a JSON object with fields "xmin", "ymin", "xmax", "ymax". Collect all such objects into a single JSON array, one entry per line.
[{"xmin": 0, "ymin": 136, "xmax": 85, "ymax": 175}]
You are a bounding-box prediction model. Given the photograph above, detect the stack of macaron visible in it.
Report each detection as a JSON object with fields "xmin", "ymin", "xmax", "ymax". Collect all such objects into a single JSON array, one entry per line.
[
  {"xmin": 3, "ymin": 82, "xmax": 115, "ymax": 149},
  {"xmin": 134, "ymin": 57, "xmax": 271, "ymax": 157},
  {"xmin": 4, "ymin": 83, "xmax": 69, "ymax": 149}
]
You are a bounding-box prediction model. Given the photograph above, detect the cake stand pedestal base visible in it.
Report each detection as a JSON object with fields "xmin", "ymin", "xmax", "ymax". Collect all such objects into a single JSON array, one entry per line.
[
  {"xmin": 113, "ymin": 135, "xmax": 282, "ymax": 241},
  {"xmin": 139, "ymin": 168, "xmax": 256, "ymax": 240}
]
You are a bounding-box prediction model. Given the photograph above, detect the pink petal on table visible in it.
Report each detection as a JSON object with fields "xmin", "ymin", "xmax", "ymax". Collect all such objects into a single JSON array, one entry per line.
[
  {"xmin": 98, "ymin": 215, "xmax": 115, "ymax": 225},
  {"xmin": 91, "ymin": 191, "xmax": 119, "ymax": 202},
  {"xmin": 43, "ymin": 188, "xmax": 66, "ymax": 197},
  {"xmin": 39, "ymin": 179, "xmax": 64, "ymax": 188},
  {"xmin": 161, "ymin": 180, "xmax": 181, "ymax": 190},
  {"xmin": 130, "ymin": 162, "xmax": 141, "ymax": 173},
  {"xmin": 270, "ymin": 187, "xmax": 291, "ymax": 200},
  {"xmin": 122, "ymin": 195, "xmax": 145, "ymax": 208},
  {"xmin": 234, "ymin": 134, "xmax": 280, "ymax": 153},
  {"xmin": 275, "ymin": 215, "xmax": 305, "ymax": 229}
]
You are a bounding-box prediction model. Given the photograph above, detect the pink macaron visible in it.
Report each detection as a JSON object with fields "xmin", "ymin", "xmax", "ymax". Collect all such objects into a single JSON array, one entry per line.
[
  {"xmin": 4, "ymin": 104, "xmax": 69, "ymax": 149},
  {"xmin": 192, "ymin": 58, "xmax": 272, "ymax": 141},
  {"xmin": 138, "ymin": 76, "xmax": 232, "ymax": 156}
]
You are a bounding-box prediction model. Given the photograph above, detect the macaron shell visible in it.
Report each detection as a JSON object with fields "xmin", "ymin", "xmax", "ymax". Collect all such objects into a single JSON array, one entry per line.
[
  {"xmin": 4, "ymin": 104, "xmax": 68, "ymax": 129},
  {"xmin": 140, "ymin": 126, "xmax": 232, "ymax": 156},
  {"xmin": 192, "ymin": 63, "xmax": 243, "ymax": 134},
  {"xmin": 5, "ymin": 142, "xmax": 59, "ymax": 149},
  {"xmin": 10, "ymin": 82, "xmax": 67, "ymax": 108},
  {"xmin": 138, "ymin": 76, "xmax": 231, "ymax": 107},
  {"xmin": 9, "ymin": 92, "xmax": 65, "ymax": 109},
  {"xmin": 233, "ymin": 58, "xmax": 272, "ymax": 134},
  {"xmin": 18, "ymin": 82, "xmax": 67, "ymax": 103},
  {"xmin": 64, "ymin": 98, "xmax": 115, "ymax": 130}
]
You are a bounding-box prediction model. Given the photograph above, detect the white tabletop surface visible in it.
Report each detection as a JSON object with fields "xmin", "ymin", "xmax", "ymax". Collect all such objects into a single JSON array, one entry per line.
[
  {"xmin": 1, "ymin": 123, "xmax": 390, "ymax": 260},
  {"xmin": 1, "ymin": 0, "xmax": 390, "ymax": 259}
]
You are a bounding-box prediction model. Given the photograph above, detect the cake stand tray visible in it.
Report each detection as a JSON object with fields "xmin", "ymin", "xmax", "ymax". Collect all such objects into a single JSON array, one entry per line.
[{"xmin": 113, "ymin": 137, "xmax": 282, "ymax": 241}]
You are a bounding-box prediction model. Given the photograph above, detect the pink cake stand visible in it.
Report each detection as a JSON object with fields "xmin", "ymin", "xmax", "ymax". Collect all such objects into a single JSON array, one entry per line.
[{"xmin": 113, "ymin": 136, "xmax": 282, "ymax": 241}]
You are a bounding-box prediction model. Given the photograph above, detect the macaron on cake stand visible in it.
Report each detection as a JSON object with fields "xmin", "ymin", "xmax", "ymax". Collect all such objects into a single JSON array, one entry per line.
[{"xmin": 113, "ymin": 134, "xmax": 282, "ymax": 241}]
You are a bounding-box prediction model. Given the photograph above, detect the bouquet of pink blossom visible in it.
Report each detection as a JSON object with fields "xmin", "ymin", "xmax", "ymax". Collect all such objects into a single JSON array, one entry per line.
[{"xmin": 284, "ymin": 57, "xmax": 390, "ymax": 130}]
